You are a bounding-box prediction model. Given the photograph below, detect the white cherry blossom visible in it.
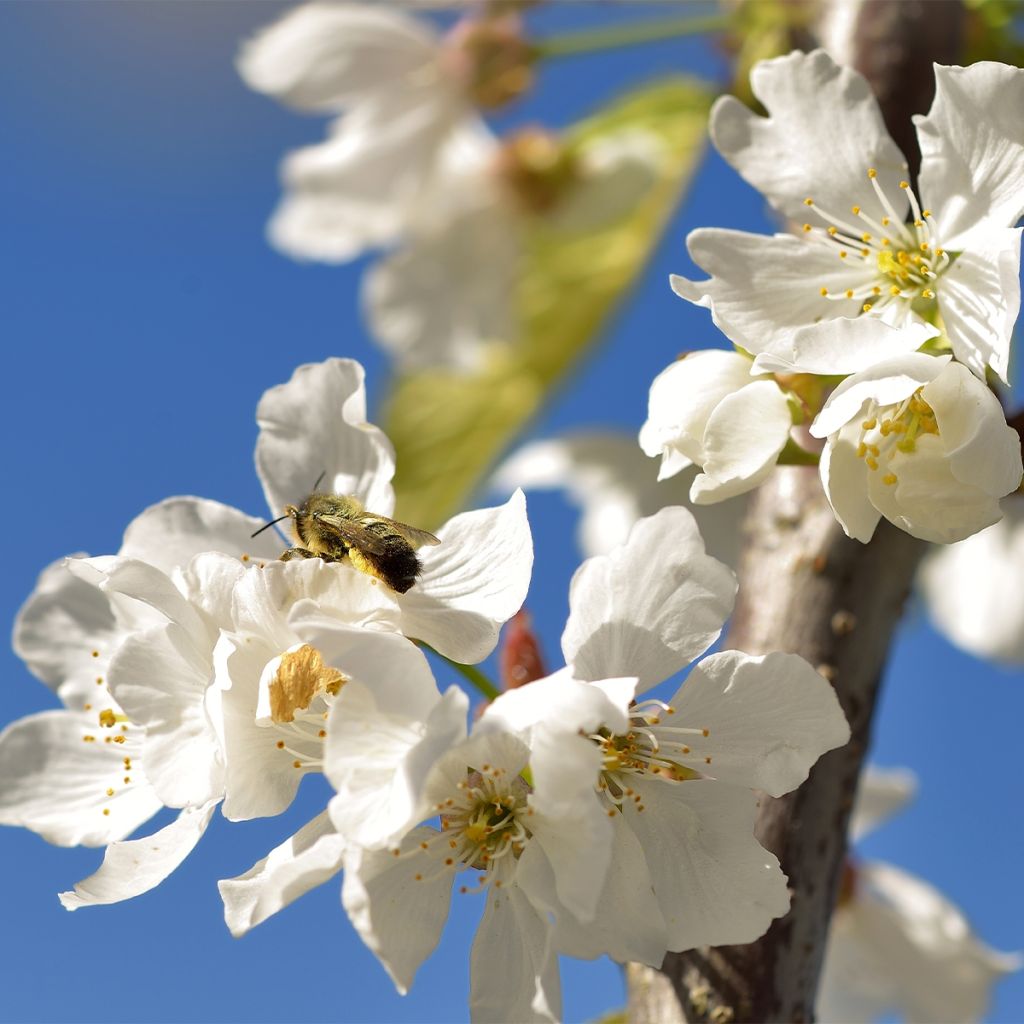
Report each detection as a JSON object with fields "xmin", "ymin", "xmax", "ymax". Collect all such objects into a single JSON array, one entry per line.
[
  {"xmin": 810, "ymin": 353, "xmax": 1022, "ymax": 543},
  {"xmin": 237, "ymin": 3, "xmax": 510, "ymax": 262},
  {"xmin": 364, "ymin": 127, "xmax": 661, "ymax": 371},
  {"xmin": 481, "ymin": 507, "xmax": 850, "ymax": 964},
  {"xmin": 672, "ymin": 50, "xmax": 1024, "ymax": 382},
  {"xmin": 639, "ymin": 349, "xmax": 795, "ymax": 503},
  {"xmin": 917, "ymin": 496, "xmax": 1024, "ymax": 663},
  {"xmin": 819, "ymin": 767, "xmax": 1021, "ymax": 1023}
]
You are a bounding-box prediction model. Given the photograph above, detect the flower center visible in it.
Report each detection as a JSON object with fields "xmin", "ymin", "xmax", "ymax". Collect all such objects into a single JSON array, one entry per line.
[
  {"xmin": 593, "ymin": 699, "xmax": 710, "ymax": 813},
  {"xmin": 258, "ymin": 643, "xmax": 346, "ymax": 773},
  {"xmin": 802, "ymin": 169, "xmax": 949, "ymax": 316},
  {"xmin": 855, "ymin": 388, "xmax": 939, "ymax": 486},
  {"xmin": 398, "ymin": 766, "xmax": 533, "ymax": 894}
]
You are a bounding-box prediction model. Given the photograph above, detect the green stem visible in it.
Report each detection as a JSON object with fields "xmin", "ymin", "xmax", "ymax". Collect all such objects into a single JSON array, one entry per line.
[
  {"xmin": 777, "ymin": 438, "xmax": 821, "ymax": 467},
  {"xmin": 419, "ymin": 643, "xmax": 501, "ymax": 702},
  {"xmin": 533, "ymin": 12, "xmax": 730, "ymax": 60}
]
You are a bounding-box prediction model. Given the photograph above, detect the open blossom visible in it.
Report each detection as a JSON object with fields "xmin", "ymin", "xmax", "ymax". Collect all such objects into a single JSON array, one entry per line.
[
  {"xmin": 364, "ymin": 125, "xmax": 661, "ymax": 372},
  {"xmin": 819, "ymin": 768, "xmax": 1020, "ymax": 1023},
  {"xmin": 917, "ymin": 496, "xmax": 1024, "ymax": 663},
  {"xmin": 238, "ymin": 3, "xmax": 526, "ymax": 262},
  {"xmin": 810, "ymin": 354, "xmax": 1022, "ymax": 543},
  {"xmin": 481, "ymin": 507, "xmax": 850, "ymax": 964},
  {"xmin": 321, "ymin": 668, "xmax": 599, "ymax": 1023},
  {"xmin": 672, "ymin": 50, "xmax": 1024, "ymax": 382},
  {"xmin": 639, "ymin": 349, "xmax": 794, "ymax": 503}
]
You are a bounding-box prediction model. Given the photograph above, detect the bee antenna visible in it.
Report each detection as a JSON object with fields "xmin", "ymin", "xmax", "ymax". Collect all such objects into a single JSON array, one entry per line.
[
  {"xmin": 251, "ymin": 514, "xmax": 290, "ymax": 539},
  {"xmin": 312, "ymin": 470, "xmax": 327, "ymax": 492}
]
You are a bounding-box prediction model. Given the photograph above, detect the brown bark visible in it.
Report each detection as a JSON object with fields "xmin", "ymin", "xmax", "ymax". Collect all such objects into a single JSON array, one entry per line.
[{"xmin": 627, "ymin": 3, "xmax": 965, "ymax": 1020}]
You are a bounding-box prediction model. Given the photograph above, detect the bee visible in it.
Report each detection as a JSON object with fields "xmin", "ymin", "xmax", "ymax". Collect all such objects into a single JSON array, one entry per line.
[{"xmin": 252, "ymin": 492, "xmax": 441, "ymax": 594}]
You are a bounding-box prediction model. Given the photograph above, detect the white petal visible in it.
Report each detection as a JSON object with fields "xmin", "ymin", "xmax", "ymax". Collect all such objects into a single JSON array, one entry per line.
[
  {"xmin": 626, "ymin": 778, "xmax": 791, "ymax": 950},
  {"xmin": 918, "ymin": 500, "xmax": 1024, "ymax": 662},
  {"xmin": 671, "ymin": 229, "xmax": 868, "ymax": 357},
  {"xmin": 13, "ymin": 558, "xmax": 120, "ymax": 706},
  {"xmin": 107, "ymin": 623, "xmax": 223, "ymax": 808},
  {"xmin": 819, "ymin": 860, "xmax": 1022, "ymax": 1023},
  {"xmin": 670, "ymin": 650, "xmax": 850, "ymax": 796},
  {"xmin": 691, "ymin": 380, "xmax": 792, "ymax": 504},
  {"xmin": 363, "ymin": 197, "xmax": 520, "ymax": 373},
  {"xmin": 916, "ymin": 62, "xmax": 1024, "ymax": 250},
  {"xmin": 869, "ymin": 433, "xmax": 1005, "ymax": 544},
  {"xmin": 542, "ymin": 813, "xmax": 668, "ymax": 968},
  {"xmin": 326, "ymin": 681, "xmax": 467, "ymax": 850},
  {"xmin": 399, "ymin": 490, "xmax": 533, "ymax": 663},
  {"xmin": 810, "ymin": 352, "xmax": 950, "ymax": 439},
  {"xmin": 849, "ymin": 765, "xmax": 917, "ymax": 843},
  {"xmin": 562, "ymin": 507, "xmax": 737, "ymax": 691},
  {"xmin": 341, "ymin": 827, "xmax": 453, "ymax": 994},
  {"xmin": 0, "ymin": 710, "xmax": 160, "ymax": 848},
  {"xmin": 218, "ymin": 811, "xmax": 346, "ymax": 937},
  {"xmin": 711, "ymin": 49, "xmax": 907, "ymax": 224},
  {"xmin": 643, "ymin": 350, "xmax": 755, "ymax": 465},
  {"xmin": 216, "ymin": 635, "xmax": 309, "ymax": 821},
  {"xmin": 268, "ymin": 92, "xmax": 472, "ymax": 262},
  {"xmin": 119, "ymin": 497, "xmax": 281, "ymax": 575},
  {"xmin": 819, "ymin": 427, "xmax": 882, "ymax": 544},
  {"xmin": 751, "ymin": 318, "xmax": 939, "ymax": 377},
  {"xmin": 255, "ymin": 357, "xmax": 396, "ymax": 522},
  {"xmin": 470, "ymin": 882, "xmax": 561, "ymax": 1024},
  {"xmin": 59, "ymin": 800, "xmax": 217, "ymax": 910},
  {"xmin": 237, "ymin": 3, "xmax": 438, "ymax": 112},
  {"xmin": 938, "ymin": 227, "xmax": 1021, "ymax": 383},
  {"xmin": 922, "ymin": 361, "xmax": 1023, "ymax": 497}
]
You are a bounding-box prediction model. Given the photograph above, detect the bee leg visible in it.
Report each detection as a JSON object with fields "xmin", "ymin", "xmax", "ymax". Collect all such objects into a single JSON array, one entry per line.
[{"xmin": 279, "ymin": 547, "xmax": 320, "ymax": 562}]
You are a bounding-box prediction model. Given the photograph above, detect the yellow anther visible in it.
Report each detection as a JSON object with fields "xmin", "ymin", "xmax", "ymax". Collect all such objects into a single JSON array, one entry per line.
[
  {"xmin": 113, "ymin": 735, "xmax": 126, "ymax": 744},
  {"xmin": 890, "ymin": 285, "xmax": 901, "ymax": 296},
  {"xmin": 922, "ymin": 289, "xmax": 935, "ymax": 299},
  {"xmin": 868, "ymin": 444, "xmax": 880, "ymax": 457},
  {"xmin": 803, "ymin": 223, "xmax": 812, "ymax": 233},
  {"xmin": 922, "ymin": 209, "xmax": 931, "ymax": 217},
  {"xmin": 804, "ymin": 197, "xmax": 814, "ymax": 206},
  {"xmin": 914, "ymin": 219, "xmax": 923, "ymax": 228},
  {"xmin": 866, "ymin": 456, "xmax": 879, "ymax": 470},
  {"xmin": 292, "ymin": 760, "xmax": 302, "ymax": 769},
  {"xmin": 881, "ymin": 238, "xmax": 891, "ymax": 247},
  {"xmin": 861, "ymin": 233, "xmax": 872, "ymax": 242},
  {"xmin": 106, "ymin": 788, "xmax": 114, "ymax": 797},
  {"xmin": 881, "ymin": 216, "xmax": 890, "ymax": 226},
  {"xmin": 860, "ymin": 248, "xmax": 870, "ymax": 257},
  {"xmin": 856, "ymin": 442, "xmax": 868, "ymax": 458},
  {"xmin": 880, "ymin": 420, "xmax": 893, "ymax": 436},
  {"xmin": 899, "ymin": 181, "xmax": 910, "ymax": 190},
  {"xmin": 845, "ymin": 289, "xmax": 854, "ymax": 299},
  {"xmin": 872, "ymin": 286, "xmax": 881, "ymax": 295},
  {"xmin": 867, "ymin": 168, "xmax": 877, "ymax": 178},
  {"xmin": 862, "ymin": 417, "xmax": 877, "ymax": 430},
  {"xmin": 82, "ymin": 735, "xmax": 96, "ymax": 743},
  {"xmin": 839, "ymin": 250, "xmax": 848, "ymax": 259},
  {"xmin": 882, "ymin": 473, "xmax": 898, "ymax": 486},
  {"xmin": 851, "ymin": 205, "xmax": 861, "ymax": 215},
  {"xmin": 935, "ymin": 248, "xmax": 944, "ymax": 257},
  {"xmin": 862, "ymin": 302, "xmax": 873, "ymax": 311},
  {"xmin": 820, "ymin": 287, "xmax": 828, "ymax": 296},
  {"xmin": 91, "ymin": 651, "xmax": 99, "ymax": 658},
  {"xmin": 98, "ymin": 709, "xmax": 117, "ymax": 728},
  {"xmin": 827, "ymin": 226, "xmax": 838, "ymax": 237},
  {"xmin": 102, "ymin": 808, "xmax": 110, "ymax": 816}
]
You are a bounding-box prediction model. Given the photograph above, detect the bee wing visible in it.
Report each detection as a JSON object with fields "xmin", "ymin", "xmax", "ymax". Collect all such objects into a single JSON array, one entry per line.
[
  {"xmin": 316, "ymin": 515, "xmax": 392, "ymax": 556},
  {"xmin": 384, "ymin": 521, "xmax": 442, "ymax": 548}
]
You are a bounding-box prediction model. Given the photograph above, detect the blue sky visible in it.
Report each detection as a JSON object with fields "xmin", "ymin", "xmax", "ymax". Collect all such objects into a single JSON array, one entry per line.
[{"xmin": 1, "ymin": 3, "xmax": 1022, "ymax": 1022}]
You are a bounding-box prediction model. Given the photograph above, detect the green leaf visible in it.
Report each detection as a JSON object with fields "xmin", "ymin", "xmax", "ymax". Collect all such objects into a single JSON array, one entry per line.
[{"xmin": 384, "ymin": 77, "xmax": 714, "ymax": 528}]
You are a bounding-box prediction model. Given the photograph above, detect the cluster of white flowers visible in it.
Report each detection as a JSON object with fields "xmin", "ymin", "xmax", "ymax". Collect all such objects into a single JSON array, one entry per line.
[
  {"xmin": 2, "ymin": 354, "xmax": 856, "ymax": 1020},
  {"xmin": 239, "ymin": 2, "xmax": 662, "ymax": 374},
  {"xmin": 642, "ymin": 49, "xmax": 1024, "ymax": 546}
]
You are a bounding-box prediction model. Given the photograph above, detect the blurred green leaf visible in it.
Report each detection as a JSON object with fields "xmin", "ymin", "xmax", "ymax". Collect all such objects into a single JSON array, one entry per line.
[{"xmin": 385, "ymin": 77, "xmax": 714, "ymax": 528}]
